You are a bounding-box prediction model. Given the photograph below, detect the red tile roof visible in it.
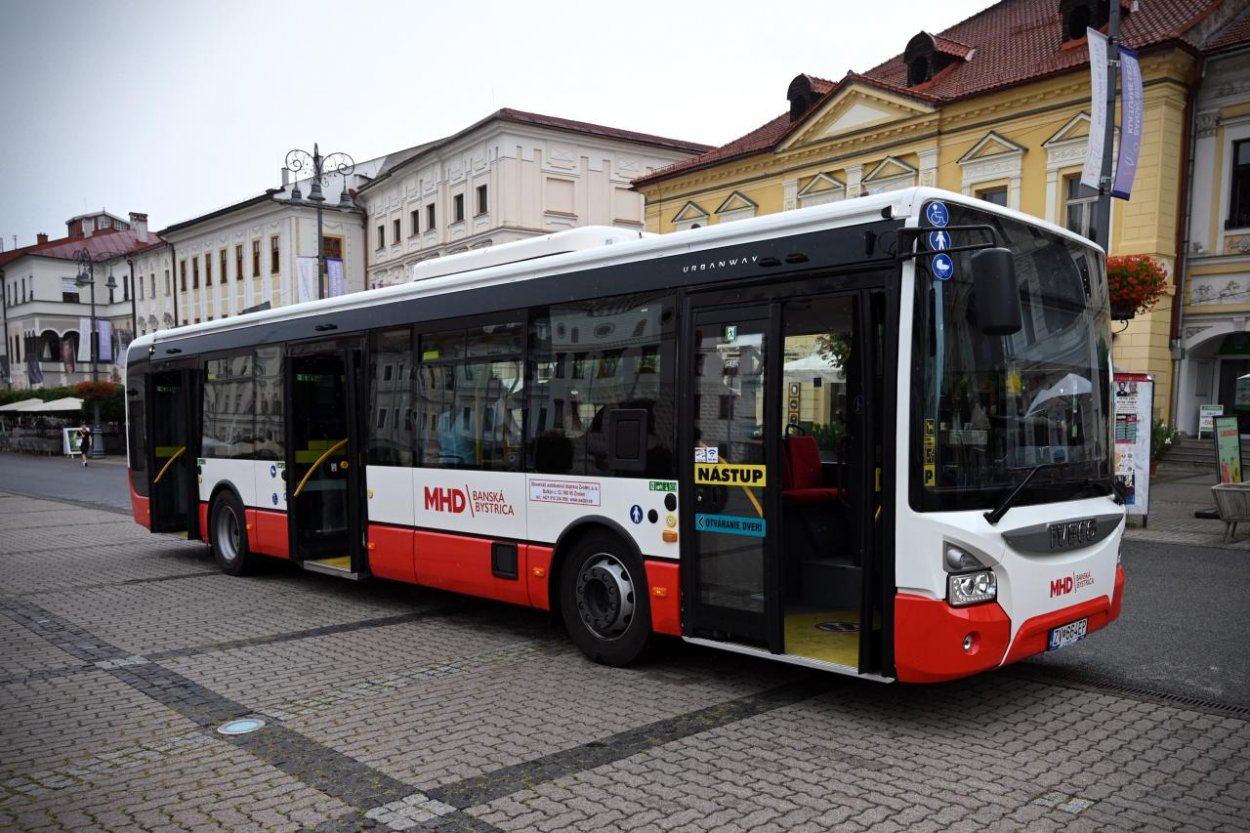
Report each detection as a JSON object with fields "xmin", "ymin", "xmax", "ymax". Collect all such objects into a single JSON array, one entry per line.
[
  {"xmin": 0, "ymin": 229, "xmax": 159, "ymax": 268},
  {"xmin": 636, "ymin": 0, "xmax": 1235, "ymax": 186},
  {"xmin": 1204, "ymin": 3, "xmax": 1250, "ymax": 50}
]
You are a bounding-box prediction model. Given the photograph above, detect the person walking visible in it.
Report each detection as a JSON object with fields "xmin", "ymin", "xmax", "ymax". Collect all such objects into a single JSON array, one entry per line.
[{"xmin": 78, "ymin": 423, "xmax": 92, "ymax": 467}]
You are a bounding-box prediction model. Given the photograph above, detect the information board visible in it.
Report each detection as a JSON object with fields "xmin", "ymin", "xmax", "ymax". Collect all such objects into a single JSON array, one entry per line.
[
  {"xmin": 1199, "ymin": 404, "xmax": 1223, "ymax": 439},
  {"xmin": 1214, "ymin": 415, "xmax": 1243, "ymax": 484},
  {"xmin": 1113, "ymin": 373, "xmax": 1152, "ymax": 518}
]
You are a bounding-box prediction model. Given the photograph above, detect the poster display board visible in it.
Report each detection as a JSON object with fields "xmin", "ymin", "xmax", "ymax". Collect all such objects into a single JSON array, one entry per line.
[
  {"xmin": 1113, "ymin": 373, "xmax": 1152, "ymax": 518},
  {"xmin": 1213, "ymin": 415, "xmax": 1243, "ymax": 484},
  {"xmin": 1199, "ymin": 404, "xmax": 1223, "ymax": 439}
]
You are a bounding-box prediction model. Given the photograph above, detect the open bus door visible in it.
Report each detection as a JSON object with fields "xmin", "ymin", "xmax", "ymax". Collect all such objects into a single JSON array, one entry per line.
[
  {"xmin": 286, "ymin": 340, "xmax": 366, "ymax": 579},
  {"xmin": 148, "ymin": 368, "xmax": 200, "ymax": 538},
  {"xmin": 682, "ymin": 286, "xmax": 888, "ymax": 675}
]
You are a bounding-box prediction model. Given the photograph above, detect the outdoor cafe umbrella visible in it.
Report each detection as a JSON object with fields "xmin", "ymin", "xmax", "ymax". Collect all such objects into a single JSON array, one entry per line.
[
  {"xmin": 32, "ymin": 396, "xmax": 84, "ymax": 413},
  {"xmin": 0, "ymin": 398, "xmax": 43, "ymax": 412}
]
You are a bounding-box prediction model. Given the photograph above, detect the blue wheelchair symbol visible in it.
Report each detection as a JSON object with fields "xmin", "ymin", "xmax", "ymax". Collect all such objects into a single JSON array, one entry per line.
[
  {"xmin": 925, "ymin": 202, "xmax": 949, "ymax": 228},
  {"xmin": 932, "ymin": 253, "xmax": 955, "ymax": 281}
]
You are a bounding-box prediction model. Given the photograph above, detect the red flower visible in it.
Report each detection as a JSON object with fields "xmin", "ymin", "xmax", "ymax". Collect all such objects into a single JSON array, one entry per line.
[{"xmin": 1107, "ymin": 255, "xmax": 1168, "ymax": 313}]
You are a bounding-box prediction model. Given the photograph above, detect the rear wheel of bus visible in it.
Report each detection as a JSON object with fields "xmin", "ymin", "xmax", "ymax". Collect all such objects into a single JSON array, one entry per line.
[
  {"xmin": 210, "ymin": 491, "xmax": 253, "ymax": 576},
  {"xmin": 560, "ymin": 532, "xmax": 651, "ymax": 667}
]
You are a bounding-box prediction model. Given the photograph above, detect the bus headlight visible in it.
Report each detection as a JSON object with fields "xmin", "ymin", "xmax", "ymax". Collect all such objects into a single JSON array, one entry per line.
[{"xmin": 947, "ymin": 569, "xmax": 997, "ymax": 607}]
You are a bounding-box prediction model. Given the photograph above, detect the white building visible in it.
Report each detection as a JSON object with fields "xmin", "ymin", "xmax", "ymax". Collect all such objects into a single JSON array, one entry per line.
[
  {"xmin": 1171, "ymin": 13, "xmax": 1250, "ymax": 435},
  {"xmin": 356, "ymin": 109, "xmax": 711, "ymax": 287},
  {"xmin": 2, "ymin": 211, "xmax": 151, "ymax": 389}
]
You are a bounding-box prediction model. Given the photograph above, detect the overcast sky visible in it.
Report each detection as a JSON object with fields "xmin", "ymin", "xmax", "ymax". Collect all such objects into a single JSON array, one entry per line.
[{"xmin": 0, "ymin": 0, "xmax": 993, "ymax": 249}]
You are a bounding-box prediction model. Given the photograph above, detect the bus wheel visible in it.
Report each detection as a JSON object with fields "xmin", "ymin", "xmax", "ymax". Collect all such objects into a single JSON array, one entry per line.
[
  {"xmin": 210, "ymin": 492, "xmax": 253, "ymax": 577},
  {"xmin": 560, "ymin": 532, "xmax": 651, "ymax": 667}
]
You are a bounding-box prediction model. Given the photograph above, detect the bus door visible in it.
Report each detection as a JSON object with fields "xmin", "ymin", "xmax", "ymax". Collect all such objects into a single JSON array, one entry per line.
[
  {"xmin": 682, "ymin": 289, "xmax": 887, "ymax": 672},
  {"xmin": 776, "ymin": 291, "xmax": 885, "ymax": 674},
  {"xmin": 286, "ymin": 340, "xmax": 366, "ymax": 578},
  {"xmin": 682, "ymin": 303, "xmax": 782, "ymax": 653},
  {"xmin": 148, "ymin": 368, "xmax": 199, "ymax": 538}
]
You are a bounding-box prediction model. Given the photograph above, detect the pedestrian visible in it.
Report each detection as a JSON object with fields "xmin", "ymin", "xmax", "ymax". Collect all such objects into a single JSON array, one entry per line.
[{"xmin": 78, "ymin": 423, "xmax": 92, "ymax": 467}]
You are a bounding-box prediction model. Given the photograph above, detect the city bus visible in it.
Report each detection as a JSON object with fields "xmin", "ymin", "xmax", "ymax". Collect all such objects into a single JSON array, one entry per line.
[{"xmin": 124, "ymin": 187, "xmax": 1125, "ymax": 683}]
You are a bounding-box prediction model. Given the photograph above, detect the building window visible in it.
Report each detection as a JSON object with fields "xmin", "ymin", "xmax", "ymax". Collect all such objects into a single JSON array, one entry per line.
[
  {"xmin": 235, "ymin": 245, "xmax": 243, "ymax": 281},
  {"xmin": 377, "ymin": 224, "xmax": 385, "ymax": 249},
  {"xmin": 976, "ymin": 186, "xmax": 1008, "ymax": 207},
  {"xmin": 410, "ymin": 209, "xmax": 419, "ymax": 237},
  {"xmin": 270, "ymin": 235, "xmax": 280, "ymax": 274},
  {"xmin": 393, "ymin": 218, "xmax": 401, "ymax": 243},
  {"xmin": 138, "ymin": 274, "xmax": 144, "ymax": 300},
  {"xmin": 219, "ymin": 249, "xmax": 227, "ymax": 284},
  {"xmin": 164, "ymin": 270, "xmax": 169, "ymax": 296},
  {"xmin": 205, "ymin": 253, "xmax": 213, "ymax": 286},
  {"xmin": 252, "ymin": 240, "xmax": 260, "ymax": 277},
  {"xmin": 192, "ymin": 258, "xmax": 199, "ymax": 289},
  {"xmin": 426, "ymin": 204, "xmax": 436, "ymax": 231},
  {"xmin": 1064, "ymin": 174, "xmax": 1097, "ymax": 240},
  {"xmin": 476, "ymin": 185, "xmax": 488, "ymax": 216},
  {"xmin": 1228, "ymin": 139, "xmax": 1250, "ymax": 229},
  {"xmin": 453, "ymin": 194, "xmax": 465, "ymax": 223}
]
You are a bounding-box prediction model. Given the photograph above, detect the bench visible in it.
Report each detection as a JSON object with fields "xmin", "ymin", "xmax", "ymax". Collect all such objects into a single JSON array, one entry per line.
[{"xmin": 1211, "ymin": 482, "xmax": 1250, "ymax": 542}]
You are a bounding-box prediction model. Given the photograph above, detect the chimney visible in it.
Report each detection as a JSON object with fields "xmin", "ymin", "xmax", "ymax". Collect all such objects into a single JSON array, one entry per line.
[
  {"xmin": 130, "ymin": 212, "xmax": 149, "ymax": 243},
  {"xmin": 36, "ymin": 232, "xmax": 48, "ymax": 245}
]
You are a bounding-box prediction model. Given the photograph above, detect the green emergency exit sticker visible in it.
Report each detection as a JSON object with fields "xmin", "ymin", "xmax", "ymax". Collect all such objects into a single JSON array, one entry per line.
[
  {"xmin": 725, "ymin": 325, "xmax": 738, "ymax": 341},
  {"xmin": 649, "ymin": 480, "xmax": 677, "ymax": 492}
]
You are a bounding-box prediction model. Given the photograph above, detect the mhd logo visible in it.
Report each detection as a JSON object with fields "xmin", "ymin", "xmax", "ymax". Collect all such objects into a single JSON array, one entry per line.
[{"xmin": 424, "ymin": 486, "xmax": 467, "ymax": 513}]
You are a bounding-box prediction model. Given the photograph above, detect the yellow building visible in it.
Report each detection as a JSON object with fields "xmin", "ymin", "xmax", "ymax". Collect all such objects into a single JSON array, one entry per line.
[{"xmin": 636, "ymin": 0, "xmax": 1247, "ymax": 423}]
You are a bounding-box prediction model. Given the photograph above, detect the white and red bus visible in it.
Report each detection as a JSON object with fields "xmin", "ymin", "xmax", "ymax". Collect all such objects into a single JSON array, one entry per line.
[{"xmin": 125, "ymin": 187, "xmax": 1125, "ymax": 682}]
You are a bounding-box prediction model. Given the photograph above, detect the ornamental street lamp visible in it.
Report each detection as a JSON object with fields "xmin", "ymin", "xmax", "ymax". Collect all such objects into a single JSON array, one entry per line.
[
  {"xmin": 284, "ymin": 144, "xmax": 355, "ymax": 300},
  {"xmin": 75, "ymin": 248, "xmax": 116, "ymax": 459}
]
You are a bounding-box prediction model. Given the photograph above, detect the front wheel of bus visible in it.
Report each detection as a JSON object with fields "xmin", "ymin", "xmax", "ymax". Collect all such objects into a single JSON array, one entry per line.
[
  {"xmin": 560, "ymin": 532, "xmax": 651, "ymax": 667},
  {"xmin": 210, "ymin": 492, "xmax": 253, "ymax": 577}
]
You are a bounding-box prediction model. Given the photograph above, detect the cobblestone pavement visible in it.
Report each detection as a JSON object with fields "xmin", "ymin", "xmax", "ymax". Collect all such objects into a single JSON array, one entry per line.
[{"xmin": 2, "ymin": 490, "xmax": 1248, "ymax": 833}]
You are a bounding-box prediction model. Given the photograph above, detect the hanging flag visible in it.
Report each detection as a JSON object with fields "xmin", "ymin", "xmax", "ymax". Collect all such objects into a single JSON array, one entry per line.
[
  {"xmin": 78, "ymin": 317, "xmax": 92, "ymax": 363},
  {"xmin": 296, "ymin": 256, "xmax": 318, "ymax": 303},
  {"xmin": 97, "ymin": 320, "xmax": 113, "ymax": 363},
  {"xmin": 1112, "ymin": 47, "xmax": 1143, "ymax": 200},
  {"xmin": 1081, "ymin": 28, "xmax": 1109, "ymax": 191},
  {"xmin": 327, "ymin": 258, "xmax": 346, "ymax": 298}
]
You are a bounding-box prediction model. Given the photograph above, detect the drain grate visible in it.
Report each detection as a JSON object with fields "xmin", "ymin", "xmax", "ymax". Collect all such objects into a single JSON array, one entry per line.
[{"xmin": 1010, "ymin": 665, "xmax": 1250, "ymax": 719}]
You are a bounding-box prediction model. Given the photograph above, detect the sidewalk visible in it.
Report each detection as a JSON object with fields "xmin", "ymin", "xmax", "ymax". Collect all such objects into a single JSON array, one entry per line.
[{"xmin": 1128, "ymin": 461, "xmax": 1250, "ymax": 549}]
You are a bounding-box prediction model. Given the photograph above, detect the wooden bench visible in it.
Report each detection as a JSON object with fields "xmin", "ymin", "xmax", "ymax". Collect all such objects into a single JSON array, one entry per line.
[{"xmin": 1211, "ymin": 482, "xmax": 1250, "ymax": 542}]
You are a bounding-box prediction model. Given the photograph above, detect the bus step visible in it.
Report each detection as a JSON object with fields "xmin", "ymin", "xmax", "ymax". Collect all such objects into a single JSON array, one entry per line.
[{"xmin": 302, "ymin": 556, "xmax": 366, "ymax": 581}]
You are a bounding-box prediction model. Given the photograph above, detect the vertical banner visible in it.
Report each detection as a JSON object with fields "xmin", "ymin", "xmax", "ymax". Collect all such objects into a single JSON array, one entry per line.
[
  {"xmin": 77, "ymin": 317, "xmax": 92, "ymax": 363},
  {"xmin": 1114, "ymin": 373, "xmax": 1152, "ymax": 518},
  {"xmin": 296, "ymin": 256, "xmax": 318, "ymax": 303},
  {"xmin": 327, "ymin": 257, "xmax": 345, "ymax": 298},
  {"xmin": 1112, "ymin": 47, "xmax": 1143, "ymax": 199},
  {"xmin": 1081, "ymin": 28, "xmax": 1109, "ymax": 191},
  {"xmin": 1214, "ymin": 415, "xmax": 1243, "ymax": 484},
  {"xmin": 97, "ymin": 320, "xmax": 113, "ymax": 363}
]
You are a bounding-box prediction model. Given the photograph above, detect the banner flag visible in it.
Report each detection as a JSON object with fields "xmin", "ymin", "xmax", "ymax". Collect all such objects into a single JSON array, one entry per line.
[
  {"xmin": 1112, "ymin": 47, "xmax": 1143, "ymax": 199},
  {"xmin": 97, "ymin": 320, "xmax": 113, "ymax": 363},
  {"xmin": 1081, "ymin": 28, "xmax": 1109, "ymax": 191},
  {"xmin": 296, "ymin": 257, "xmax": 318, "ymax": 303},
  {"xmin": 327, "ymin": 258, "xmax": 345, "ymax": 298},
  {"xmin": 78, "ymin": 318, "xmax": 92, "ymax": 363}
]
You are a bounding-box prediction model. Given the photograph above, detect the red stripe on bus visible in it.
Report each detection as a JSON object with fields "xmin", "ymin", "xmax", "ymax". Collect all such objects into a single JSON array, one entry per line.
[
  {"xmin": 249, "ymin": 509, "xmax": 289, "ymax": 558},
  {"xmin": 198, "ymin": 502, "xmax": 209, "ymax": 543},
  {"xmin": 129, "ymin": 483, "xmax": 151, "ymax": 529},
  {"xmin": 1109, "ymin": 564, "xmax": 1125, "ymax": 622},
  {"xmin": 644, "ymin": 560, "xmax": 681, "ymax": 637},
  {"xmin": 1001, "ymin": 594, "xmax": 1115, "ymax": 667},
  {"xmin": 526, "ymin": 545, "xmax": 553, "ymax": 611},
  {"xmin": 414, "ymin": 530, "xmax": 530, "ymax": 606},
  {"xmin": 368, "ymin": 524, "xmax": 416, "ymax": 583},
  {"xmin": 894, "ymin": 594, "xmax": 1011, "ymax": 683}
]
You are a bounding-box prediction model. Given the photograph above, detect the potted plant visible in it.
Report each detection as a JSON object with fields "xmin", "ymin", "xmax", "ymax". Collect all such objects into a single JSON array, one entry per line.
[
  {"xmin": 1150, "ymin": 418, "xmax": 1178, "ymax": 476},
  {"xmin": 1107, "ymin": 255, "xmax": 1169, "ymax": 320}
]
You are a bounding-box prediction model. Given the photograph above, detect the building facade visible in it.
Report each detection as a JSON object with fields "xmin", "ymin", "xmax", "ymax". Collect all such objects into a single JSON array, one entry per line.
[
  {"xmin": 634, "ymin": 0, "xmax": 1246, "ymax": 424},
  {"xmin": 357, "ymin": 109, "xmax": 711, "ymax": 287},
  {"xmin": 1172, "ymin": 11, "xmax": 1250, "ymax": 435},
  {"xmin": 1, "ymin": 211, "xmax": 150, "ymax": 389}
]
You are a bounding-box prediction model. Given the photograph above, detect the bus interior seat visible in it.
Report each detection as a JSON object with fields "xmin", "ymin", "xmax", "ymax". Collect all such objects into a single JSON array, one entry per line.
[{"xmin": 781, "ymin": 434, "xmax": 841, "ymax": 505}]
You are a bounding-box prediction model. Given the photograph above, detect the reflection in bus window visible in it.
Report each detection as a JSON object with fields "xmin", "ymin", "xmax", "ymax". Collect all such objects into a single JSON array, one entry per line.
[
  {"xmin": 368, "ymin": 328, "xmax": 414, "ymax": 466},
  {"xmin": 527, "ymin": 293, "xmax": 676, "ymax": 477}
]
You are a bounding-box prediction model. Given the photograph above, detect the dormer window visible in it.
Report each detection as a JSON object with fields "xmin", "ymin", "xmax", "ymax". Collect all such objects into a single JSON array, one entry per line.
[
  {"xmin": 788, "ymin": 74, "xmax": 817, "ymax": 122},
  {"xmin": 903, "ymin": 32, "xmax": 973, "ymax": 87},
  {"xmin": 1060, "ymin": 0, "xmax": 1129, "ymax": 42}
]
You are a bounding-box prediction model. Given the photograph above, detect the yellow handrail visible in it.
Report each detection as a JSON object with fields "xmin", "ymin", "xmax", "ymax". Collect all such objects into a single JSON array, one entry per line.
[
  {"xmin": 153, "ymin": 446, "xmax": 187, "ymax": 484},
  {"xmin": 293, "ymin": 438, "xmax": 348, "ymax": 497}
]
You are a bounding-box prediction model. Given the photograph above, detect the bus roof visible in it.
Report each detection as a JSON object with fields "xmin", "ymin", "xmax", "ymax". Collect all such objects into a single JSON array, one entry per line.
[{"xmin": 129, "ymin": 187, "xmax": 1099, "ymax": 359}]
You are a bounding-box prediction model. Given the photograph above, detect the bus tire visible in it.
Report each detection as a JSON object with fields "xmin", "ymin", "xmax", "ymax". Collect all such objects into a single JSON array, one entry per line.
[
  {"xmin": 560, "ymin": 531, "xmax": 651, "ymax": 667},
  {"xmin": 210, "ymin": 491, "xmax": 253, "ymax": 577}
]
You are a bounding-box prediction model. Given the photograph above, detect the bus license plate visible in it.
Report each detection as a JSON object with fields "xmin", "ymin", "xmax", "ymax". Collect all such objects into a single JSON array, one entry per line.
[{"xmin": 1047, "ymin": 618, "xmax": 1088, "ymax": 651}]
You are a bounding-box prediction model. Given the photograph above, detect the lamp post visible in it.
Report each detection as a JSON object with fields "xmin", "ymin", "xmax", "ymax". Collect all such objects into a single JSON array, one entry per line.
[
  {"xmin": 75, "ymin": 248, "xmax": 116, "ymax": 459},
  {"xmin": 284, "ymin": 144, "xmax": 355, "ymax": 300}
]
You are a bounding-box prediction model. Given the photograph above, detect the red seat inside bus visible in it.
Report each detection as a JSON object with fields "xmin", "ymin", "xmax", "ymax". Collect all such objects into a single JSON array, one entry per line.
[{"xmin": 781, "ymin": 434, "xmax": 842, "ymax": 505}]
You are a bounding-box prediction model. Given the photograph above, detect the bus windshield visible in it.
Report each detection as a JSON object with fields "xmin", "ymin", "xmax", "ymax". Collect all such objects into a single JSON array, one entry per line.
[{"xmin": 913, "ymin": 206, "xmax": 1114, "ymax": 512}]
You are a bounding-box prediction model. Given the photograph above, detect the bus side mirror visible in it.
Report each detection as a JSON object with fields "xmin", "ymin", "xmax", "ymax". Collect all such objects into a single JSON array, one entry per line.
[{"xmin": 971, "ymin": 247, "xmax": 1022, "ymax": 336}]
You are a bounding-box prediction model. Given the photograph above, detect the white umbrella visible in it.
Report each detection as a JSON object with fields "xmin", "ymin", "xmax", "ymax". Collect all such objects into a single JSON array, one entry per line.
[
  {"xmin": 783, "ymin": 354, "xmax": 844, "ymax": 381},
  {"xmin": 1028, "ymin": 373, "xmax": 1092, "ymax": 414},
  {"xmin": 32, "ymin": 396, "xmax": 84, "ymax": 413},
  {"xmin": 0, "ymin": 398, "xmax": 43, "ymax": 412}
]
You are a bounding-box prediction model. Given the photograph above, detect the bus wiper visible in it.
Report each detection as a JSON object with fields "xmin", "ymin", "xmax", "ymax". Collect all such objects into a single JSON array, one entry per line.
[{"xmin": 984, "ymin": 463, "xmax": 1059, "ymax": 526}]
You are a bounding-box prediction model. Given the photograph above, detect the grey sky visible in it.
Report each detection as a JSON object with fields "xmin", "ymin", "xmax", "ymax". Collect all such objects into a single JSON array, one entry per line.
[{"xmin": 0, "ymin": 0, "xmax": 992, "ymax": 248}]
